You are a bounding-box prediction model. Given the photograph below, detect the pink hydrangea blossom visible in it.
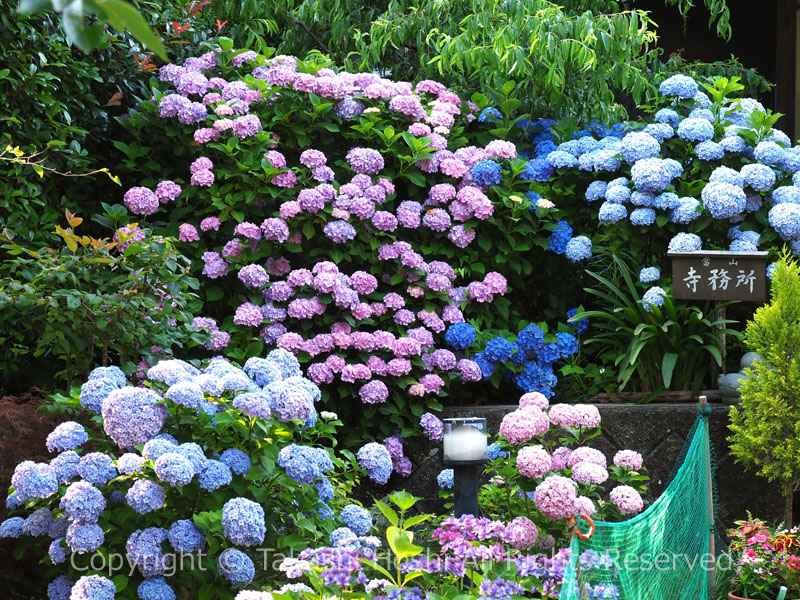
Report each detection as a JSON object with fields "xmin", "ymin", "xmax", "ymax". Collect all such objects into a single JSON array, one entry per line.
[
  {"xmin": 609, "ymin": 485, "xmax": 644, "ymax": 515},
  {"xmin": 517, "ymin": 445, "xmax": 552, "ymax": 479},
  {"xmin": 534, "ymin": 475, "xmax": 577, "ymax": 521},
  {"xmin": 613, "ymin": 450, "xmax": 644, "ymax": 471},
  {"xmin": 499, "ymin": 408, "xmax": 550, "ymax": 445}
]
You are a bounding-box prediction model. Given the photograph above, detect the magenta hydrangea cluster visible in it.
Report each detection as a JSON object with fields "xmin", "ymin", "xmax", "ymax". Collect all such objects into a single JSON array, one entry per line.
[{"xmin": 118, "ymin": 46, "xmax": 555, "ymax": 454}]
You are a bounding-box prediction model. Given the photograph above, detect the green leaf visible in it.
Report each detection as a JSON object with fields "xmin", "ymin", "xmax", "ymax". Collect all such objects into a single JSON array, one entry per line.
[
  {"xmin": 661, "ymin": 352, "xmax": 679, "ymax": 388},
  {"xmin": 373, "ymin": 499, "xmax": 399, "ymax": 527},
  {"xmin": 88, "ymin": 0, "xmax": 168, "ymax": 61}
]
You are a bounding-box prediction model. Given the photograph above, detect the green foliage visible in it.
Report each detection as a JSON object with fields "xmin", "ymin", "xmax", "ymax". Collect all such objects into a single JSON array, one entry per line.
[
  {"xmin": 729, "ymin": 253, "xmax": 800, "ymax": 526},
  {"xmin": 16, "ymin": 0, "xmax": 167, "ymax": 59},
  {"xmin": 573, "ymin": 254, "xmax": 739, "ymax": 394},
  {"xmin": 0, "ymin": 212, "xmax": 206, "ymax": 390}
]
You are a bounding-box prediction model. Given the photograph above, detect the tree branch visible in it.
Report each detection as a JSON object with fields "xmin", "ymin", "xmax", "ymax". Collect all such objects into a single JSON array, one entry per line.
[{"xmin": 294, "ymin": 19, "xmax": 330, "ymax": 54}]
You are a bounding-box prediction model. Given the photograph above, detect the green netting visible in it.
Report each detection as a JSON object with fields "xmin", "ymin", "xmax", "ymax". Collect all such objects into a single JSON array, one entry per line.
[{"xmin": 559, "ymin": 412, "xmax": 715, "ymax": 600}]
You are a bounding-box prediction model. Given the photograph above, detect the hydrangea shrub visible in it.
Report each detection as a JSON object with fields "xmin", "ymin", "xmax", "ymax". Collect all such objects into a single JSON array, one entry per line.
[
  {"xmin": 436, "ymin": 391, "xmax": 648, "ymax": 542},
  {"xmin": 523, "ymin": 75, "xmax": 800, "ymax": 296},
  {"xmin": 0, "ymin": 355, "xmax": 385, "ymax": 600},
  {"xmin": 113, "ymin": 42, "xmax": 580, "ymax": 441}
]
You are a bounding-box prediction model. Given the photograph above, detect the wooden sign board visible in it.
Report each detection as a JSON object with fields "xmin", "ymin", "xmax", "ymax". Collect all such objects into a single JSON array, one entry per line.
[{"xmin": 668, "ymin": 251, "xmax": 769, "ymax": 302}]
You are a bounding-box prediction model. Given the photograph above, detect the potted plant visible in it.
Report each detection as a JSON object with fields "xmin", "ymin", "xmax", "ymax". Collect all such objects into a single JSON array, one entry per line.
[
  {"xmin": 727, "ymin": 516, "xmax": 800, "ymax": 599},
  {"xmin": 729, "ymin": 253, "xmax": 800, "ymax": 527}
]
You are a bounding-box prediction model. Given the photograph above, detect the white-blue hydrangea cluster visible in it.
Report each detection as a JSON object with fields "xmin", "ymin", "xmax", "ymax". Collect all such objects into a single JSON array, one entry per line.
[
  {"xmin": 658, "ymin": 74, "xmax": 699, "ymax": 98},
  {"xmin": 523, "ymin": 73, "xmax": 800, "ymax": 260},
  {"xmin": 641, "ymin": 286, "xmax": 667, "ymax": 313},
  {"xmin": 356, "ymin": 442, "xmax": 393, "ymax": 484},
  {"xmin": 222, "ymin": 497, "xmax": 266, "ymax": 547},
  {"xmin": 4, "ymin": 352, "xmax": 374, "ymax": 596},
  {"xmin": 339, "ymin": 504, "xmax": 373, "ymax": 535},
  {"xmin": 668, "ymin": 232, "xmax": 702, "ymax": 253},
  {"xmin": 639, "ymin": 267, "xmax": 661, "ymax": 283}
]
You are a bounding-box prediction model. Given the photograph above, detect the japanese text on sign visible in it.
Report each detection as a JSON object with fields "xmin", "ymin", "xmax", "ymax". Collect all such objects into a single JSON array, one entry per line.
[{"xmin": 669, "ymin": 251, "xmax": 768, "ymax": 302}]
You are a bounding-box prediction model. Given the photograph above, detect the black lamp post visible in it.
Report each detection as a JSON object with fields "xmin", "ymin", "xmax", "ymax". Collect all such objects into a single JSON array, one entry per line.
[{"xmin": 442, "ymin": 417, "xmax": 488, "ymax": 517}]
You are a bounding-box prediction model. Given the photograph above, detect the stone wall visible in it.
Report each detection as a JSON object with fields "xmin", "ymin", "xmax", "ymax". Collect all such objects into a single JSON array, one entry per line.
[{"xmin": 402, "ymin": 403, "xmax": 784, "ymax": 530}]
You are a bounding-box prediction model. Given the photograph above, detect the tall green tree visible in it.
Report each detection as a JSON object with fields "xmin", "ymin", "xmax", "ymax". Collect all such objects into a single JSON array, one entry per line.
[{"xmin": 729, "ymin": 253, "xmax": 800, "ymax": 526}]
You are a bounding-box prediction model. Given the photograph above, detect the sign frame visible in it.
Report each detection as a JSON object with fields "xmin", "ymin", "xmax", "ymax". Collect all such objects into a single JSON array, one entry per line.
[{"xmin": 668, "ymin": 251, "xmax": 769, "ymax": 302}]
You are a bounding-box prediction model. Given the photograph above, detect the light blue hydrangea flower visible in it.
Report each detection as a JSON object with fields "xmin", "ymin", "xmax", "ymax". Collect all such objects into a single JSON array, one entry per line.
[
  {"xmin": 677, "ymin": 118, "xmax": 714, "ymax": 142},
  {"xmin": 23, "ymin": 507, "xmax": 52, "ymax": 536},
  {"xmin": 243, "ymin": 357, "xmax": 282, "ymax": 387},
  {"xmin": 48, "ymin": 576, "xmax": 76, "ymax": 600},
  {"xmin": 663, "ymin": 158, "xmax": 683, "ymax": 179},
  {"xmin": 219, "ymin": 448, "xmax": 251, "ymax": 476},
  {"xmin": 117, "ymin": 453, "xmax": 146, "ymax": 475},
  {"xmin": 101, "ymin": 387, "xmax": 166, "ymax": 450},
  {"xmin": 631, "ymin": 158, "xmax": 671, "ymax": 192},
  {"xmin": 437, "ymin": 469, "xmax": 454, "ymax": 489},
  {"xmin": 218, "ymin": 548, "xmax": 255, "ymax": 585},
  {"xmin": 176, "ymin": 442, "xmax": 209, "ymax": 475},
  {"xmin": 77, "ymin": 453, "xmax": 117, "ymax": 486},
  {"xmin": 741, "ymin": 163, "xmax": 776, "ymax": 192},
  {"xmin": 143, "ymin": 438, "xmax": 177, "ymax": 462},
  {"xmin": 720, "ymin": 136, "xmax": 747, "ymax": 153},
  {"xmin": 769, "ymin": 203, "xmax": 800, "ymax": 240},
  {"xmin": 598, "ymin": 202, "xmax": 627, "ymax": 224},
  {"xmin": 546, "ymin": 151, "xmax": 577, "ymax": 169},
  {"xmin": 51, "ymin": 450, "xmax": 80, "ymax": 484},
  {"xmin": 88, "ymin": 365, "xmax": 126, "ymax": 388},
  {"xmin": 620, "ymin": 132, "xmax": 660, "ymax": 164},
  {"xmin": 694, "ymin": 91, "xmax": 712, "ymax": 108},
  {"xmin": 654, "ymin": 108, "xmax": 679, "ymax": 127},
  {"xmin": 340, "ymin": 504, "xmax": 372, "ymax": 535},
  {"xmin": 153, "ymin": 453, "xmax": 194, "ymax": 487},
  {"xmin": 668, "ymin": 232, "xmax": 702, "ymax": 253},
  {"xmin": 197, "ymin": 459, "xmax": 232, "ymax": 491},
  {"xmin": 565, "ymin": 236, "xmax": 592, "ymax": 262},
  {"xmin": 591, "ymin": 149, "xmax": 623, "ymax": 172},
  {"xmin": 670, "ymin": 198, "xmax": 701, "ymax": 224},
  {"xmin": 165, "ymin": 381, "xmax": 204, "ymax": 408},
  {"xmin": 653, "ymin": 192, "xmax": 680, "ymax": 210},
  {"xmin": 147, "ymin": 360, "xmax": 196, "ymax": 386},
  {"xmin": 585, "ymin": 180, "xmax": 608, "ymax": 202},
  {"xmin": 630, "ymin": 191, "xmax": 654, "ymax": 207},
  {"xmin": 754, "ymin": 141, "xmax": 785, "ymax": 166},
  {"xmin": 69, "ymin": 575, "xmax": 116, "ymax": 600},
  {"xmin": 0, "ymin": 517, "xmax": 25, "ymax": 538},
  {"xmin": 60, "ymin": 481, "xmax": 105, "ymax": 521},
  {"xmin": 772, "ymin": 186, "xmax": 800, "ymax": 205},
  {"xmin": 639, "ymin": 267, "xmax": 661, "ymax": 283},
  {"xmin": 12, "ymin": 461, "xmax": 58, "ymax": 500},
  {"xmin": 729, "ymin": 239, "xmax": 758, "ymax": 252},
  {"xmin": 659, "ymin": 74, "xmax": 698, "ymax": 98},
  {"xmin": 709, "ymin": 166, "xmax": 744, "ymax": 188},
  {"xmin": 168, "ymin": 519, "xmax": 206, "ymax": 553},
  {"xmin": 357, "ymin": 442, "xmax": 393, "ymax": 484},
  {"xmin": 605, "ymin": 185, "xmax": 630, "ymax": 204},
  {"xmin": 126, "ymin": 479, "xmax": 166, "ymax": 514},
  {"xmin": 66, "ymin": 520, "xmax": 104, "ymax": 554},
  {"xmin": 641, "ymin": 286, "xmax": 667, "ymax": 312},
  {"xmin": 695, "ymin": 141, "xmax": 724, "ymax": 161},
  {"xmin": 643, "ymin": 123, "xmax": 674, "ymax": 142},
  {"xmin": 702, "ymin": 182, "xmax": 746, "ymax": 218},
  {"xmin": 79, "ymin": 377, "xmax": 118, "ymax": 413},
  {"xmin": 781, "ymin": 148, "xmax": 800, "ymax": 172},
  {"xmin": 222, "ymin": 497, "xmax": 266, "ymax": 547},
  {"xmin": 688, "ymin": 107, "xmax": 714, "ymax": 121},
  {"xmin": 630, "ymin": 208, "xmax": 656, "ymax": 226},
  {"xmin": 138, "ymin": 578, "xmax": 176, "ymax": 600}
]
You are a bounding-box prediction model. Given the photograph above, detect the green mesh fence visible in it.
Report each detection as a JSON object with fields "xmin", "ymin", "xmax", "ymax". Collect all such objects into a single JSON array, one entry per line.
[{"xmin": 559, "ymin": 412, "xmax": 715, "ymax": 600}]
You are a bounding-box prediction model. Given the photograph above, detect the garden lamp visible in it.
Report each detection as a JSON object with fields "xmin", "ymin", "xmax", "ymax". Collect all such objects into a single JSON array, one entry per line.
[{"xmin": 442, "ymin": 417, "xmax": 488, "ymax": 517}]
